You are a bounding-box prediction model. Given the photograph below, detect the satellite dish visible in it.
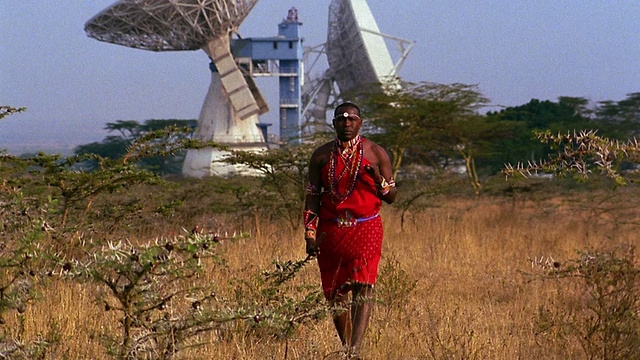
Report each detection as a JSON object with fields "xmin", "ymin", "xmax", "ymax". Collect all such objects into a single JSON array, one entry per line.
[
  {"xmin": 327, "ymin": 0, "xmax": 395, "ymax": 93},
  {"xmin": 85, "ymin": 0, "xmax": 269, "ymax": 177},
  {"xmin": 302, "ymin": 0, "xmax": 413, "ymax": 127},
  {"xmin": 84, "ymin": 0, "xmax": 258, "ymax": 51}
]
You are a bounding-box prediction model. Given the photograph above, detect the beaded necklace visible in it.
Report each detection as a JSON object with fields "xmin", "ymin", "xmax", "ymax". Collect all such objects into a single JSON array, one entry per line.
[{"xmin": 328, "ymin": 135, "xmax": 364, "ymax": 203}]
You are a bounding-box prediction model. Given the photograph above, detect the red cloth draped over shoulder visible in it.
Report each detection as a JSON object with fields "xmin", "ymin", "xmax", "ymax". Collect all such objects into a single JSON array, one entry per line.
[{"xmin": 316, "ymin": 138, "xmax": 384, "ymax": 299}]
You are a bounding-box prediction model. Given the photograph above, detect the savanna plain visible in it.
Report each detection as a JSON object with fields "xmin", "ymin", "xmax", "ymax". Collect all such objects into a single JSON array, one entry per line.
[{"xmin": 3, "ymin": 175, "xmax": 640, "ymax": 360}]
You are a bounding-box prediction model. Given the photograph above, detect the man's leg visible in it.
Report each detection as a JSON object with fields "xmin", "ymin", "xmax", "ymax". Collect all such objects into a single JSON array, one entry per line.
[
  {"xmin": 349, "ymin": 284, "xmax": 374, "ymax": 357},
  {"xmin": 330, "ymin": 291, "xmax": 352, "ymax": 347}
]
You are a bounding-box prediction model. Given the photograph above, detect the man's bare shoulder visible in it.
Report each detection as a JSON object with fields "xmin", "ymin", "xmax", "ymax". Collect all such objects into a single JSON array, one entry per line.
[
  {"xmin": 363, "ymin": 138, "xmax": 386, "ymax": 155},
  {"xmin": 310, "ymin": 141, "xmax": 334, "ymax": 164},
  {"xmin": 312, "ymin": 141, "xmax": 334, "ymax": 155}
]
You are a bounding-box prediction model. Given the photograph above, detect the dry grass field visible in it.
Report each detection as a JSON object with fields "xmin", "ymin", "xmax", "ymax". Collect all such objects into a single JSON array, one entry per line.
[{"xmin": 3, "ymin": 178, "xmax": 640, "ymax": 359}]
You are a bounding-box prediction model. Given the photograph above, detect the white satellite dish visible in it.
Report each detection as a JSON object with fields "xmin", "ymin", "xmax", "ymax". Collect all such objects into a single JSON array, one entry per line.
[
  {"xmin": 302, "ymin": 0, "xmax": 414, "ymax": 127},
  {"xmin": 85, "ymin": 0, "xmax": 269, "ymax": 177}
]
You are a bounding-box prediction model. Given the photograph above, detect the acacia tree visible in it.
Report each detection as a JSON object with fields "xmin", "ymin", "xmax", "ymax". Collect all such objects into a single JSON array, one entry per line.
[
  {"xmin": 1, "ymin": 105, "xmax": 55, "ymax": 357},
  {"xmin": 504, "ymin": 130, "xmax": 640, "ymax": 185},
  {"xmin": 75, "ymin": 119, "xmax": 197, "ymax": 175},
  {"xmin": 0, "ymin": 106, "xmax": 26, "ymax": 120},
  {"xmin": 502, "ymin": 92, "xmax": 640, "ymax": 183},
  {"xmin": 224, "ymin": 138, "xmax": 328, "ymax": 229},
  {"xmin": 484, "ymin": 98, "xmax": 594, "ymax": 172},
  {"xmin": 558, "ymin": 96, "xmax": 594, "ymax": 119},
  {"xmin": 596, "ymin": 92, "xmax": 640, "ymax": 139},
  {"xmin": 353, "ymin": 81, "xmax": 492, "ymax": 184}
]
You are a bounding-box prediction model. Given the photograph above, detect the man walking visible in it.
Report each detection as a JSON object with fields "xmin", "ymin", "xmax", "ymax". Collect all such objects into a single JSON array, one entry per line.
[{"xmin": 304, "ymin": 102, "xmax": 397, "ymax": 358}]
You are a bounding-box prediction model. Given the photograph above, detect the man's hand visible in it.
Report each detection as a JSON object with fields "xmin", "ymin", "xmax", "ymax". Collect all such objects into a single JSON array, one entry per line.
[
  {"xmin": 364, "ymin": 164, "xmax": 382, "ymax": 184},
  {"xmin": 305, "ymin": 237, "xmax": 319, "ymax": 256}
]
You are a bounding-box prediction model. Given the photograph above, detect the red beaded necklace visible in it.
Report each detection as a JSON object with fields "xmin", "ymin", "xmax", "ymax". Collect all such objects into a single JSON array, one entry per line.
[{"xmin": 329, "ymin": 135, "xmax": 364, "ymax": 203}]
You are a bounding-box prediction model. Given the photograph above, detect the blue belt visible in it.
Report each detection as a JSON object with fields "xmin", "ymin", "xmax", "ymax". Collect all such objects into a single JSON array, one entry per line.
[{"xmin": 333, "ymin": 213, "xmax": 379, "ymax": 227}]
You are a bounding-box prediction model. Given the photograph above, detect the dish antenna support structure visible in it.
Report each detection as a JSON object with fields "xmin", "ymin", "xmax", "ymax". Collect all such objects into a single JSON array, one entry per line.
[
  {"xmin": 85, "ymin": 0, "xmax": 304, "ymax": 177},
  {"xmin": 302, "ymin": 0, "xmax": 414, "ymax": 127},
  {"xmin": 231, "ymin": 7, "xmax": 304, "ymax": 143}
]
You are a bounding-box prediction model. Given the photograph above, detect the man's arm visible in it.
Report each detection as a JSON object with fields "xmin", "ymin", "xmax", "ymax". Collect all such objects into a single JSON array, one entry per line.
[
  {"xmin": 366, "ymin": 143, "xmax": 398, "ymax": 204},
  {"xmin": 305, "ymin": 150, "xmax": 323, "ymax": 213},
  {"xmin": 304, "ymin": 148, "xmax": 324, "ymax": 256}
]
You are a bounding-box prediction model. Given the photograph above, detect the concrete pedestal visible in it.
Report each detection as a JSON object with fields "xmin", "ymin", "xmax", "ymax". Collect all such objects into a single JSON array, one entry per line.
[{"xmin": 182, "ymin": 68, "xmax": 267, "ymax": 178}]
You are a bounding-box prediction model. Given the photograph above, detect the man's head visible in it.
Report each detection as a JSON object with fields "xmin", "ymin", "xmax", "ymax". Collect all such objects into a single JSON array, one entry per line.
[{"xmin": 332, "ymin": 102, "xmax": 362, "ymax": 141}]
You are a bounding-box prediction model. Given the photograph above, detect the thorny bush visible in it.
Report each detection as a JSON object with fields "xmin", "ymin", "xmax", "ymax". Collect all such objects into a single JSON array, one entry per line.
[
  {"xmin": 528, "ymin": 247, "xmax": 640, "ymax": 359},
  {"xmin": 1, "ymin": 127, "xmax": 328, "ymax": 359}
]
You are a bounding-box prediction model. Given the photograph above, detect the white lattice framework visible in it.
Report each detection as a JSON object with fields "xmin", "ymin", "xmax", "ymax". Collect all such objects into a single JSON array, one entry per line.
[{"xmin": 85, "ymin": 0, "xmax": 259, "ymax": 51}]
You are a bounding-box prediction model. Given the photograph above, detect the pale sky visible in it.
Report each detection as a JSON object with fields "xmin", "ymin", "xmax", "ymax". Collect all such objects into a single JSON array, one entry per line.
[{"xmin": 2, "ymin": 1, "xmax": 640, "ymax": 154}]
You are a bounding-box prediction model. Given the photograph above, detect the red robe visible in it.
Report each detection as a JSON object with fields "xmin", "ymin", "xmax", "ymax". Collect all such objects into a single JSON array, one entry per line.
[{"xmin": 317, "ymin": 140, "xmax": 383, "ymax": 299}]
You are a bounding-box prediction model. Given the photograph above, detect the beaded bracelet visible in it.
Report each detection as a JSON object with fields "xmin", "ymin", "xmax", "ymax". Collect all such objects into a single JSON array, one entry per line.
[
  {"xmin": 305, "ymin": 182, "xmax": 322, "ymax": 196},
  {"xmin": 377, "ymin": 177, "xmax": 396, "ymax": 196},
  {"xmin": 303, "ymin": 209, "xmax": 319, "ymax": 240}
]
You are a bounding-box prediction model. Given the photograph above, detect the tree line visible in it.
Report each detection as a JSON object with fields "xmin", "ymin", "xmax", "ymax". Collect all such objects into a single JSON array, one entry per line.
[{"xmin": 71, "ymin": 82, "xmax": 640, "ymax": 183}]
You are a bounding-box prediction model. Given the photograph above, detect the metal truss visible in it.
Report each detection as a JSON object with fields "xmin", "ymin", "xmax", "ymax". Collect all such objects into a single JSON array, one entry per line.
[{"xmin": 85, "ymin": 0, "xmax": 259, "ymax": 51}]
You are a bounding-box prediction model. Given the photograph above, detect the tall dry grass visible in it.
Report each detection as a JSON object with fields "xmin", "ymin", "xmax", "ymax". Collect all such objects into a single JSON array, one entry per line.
[{"xmin": 6, "ymin": 186, "xmax": 640, "ymax": 359}]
